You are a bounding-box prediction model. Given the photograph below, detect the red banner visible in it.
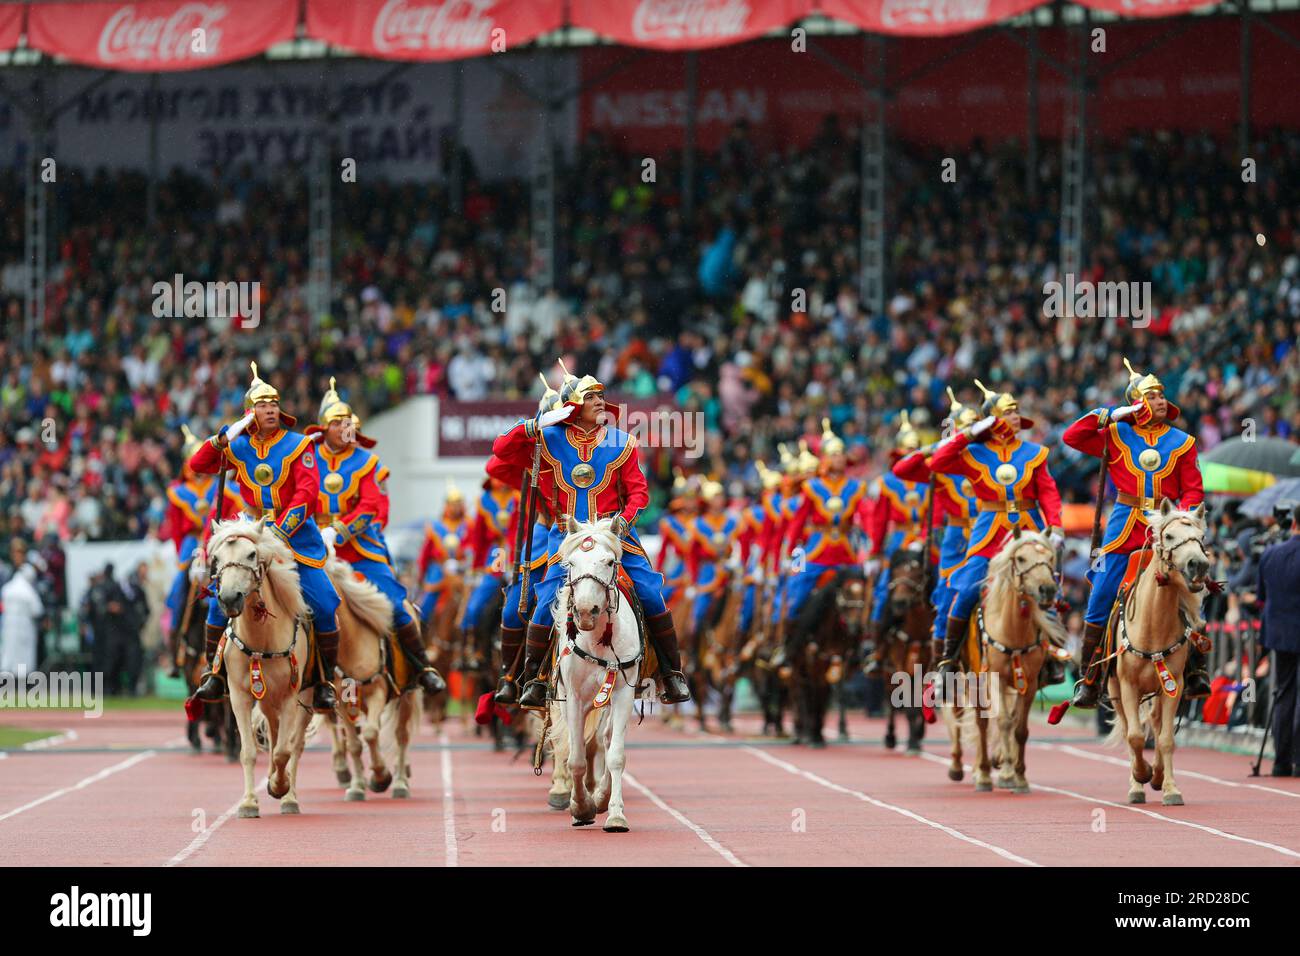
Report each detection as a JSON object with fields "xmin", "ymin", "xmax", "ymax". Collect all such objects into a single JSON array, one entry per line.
[
  {"xmin": 572, "ymin": 0, "xmax": 814, "ymax": 50},
  {"xmin": 581, "ymin": 14, "xmax": 1300, "ymax": 149},
  {"xmin": 1075, "ymin": 0, "xmax": 1223, "ymax": 16},
  {"xmin": 307, "ymin": 0, "xmax": 563, "ymax": 60},
  {"xmin": 820, "ymin": 0, "xmax": 1043, "ymax": 36},
  {"xmin": 0, "ymin": 4, "xmax": 21, "ymax": 51},
  {"xmin": 26, "ymin": 0, "xmax": 298, "ymax": 71}
]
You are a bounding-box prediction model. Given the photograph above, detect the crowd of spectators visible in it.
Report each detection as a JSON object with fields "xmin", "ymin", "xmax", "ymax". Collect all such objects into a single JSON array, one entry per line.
[{"xmin": 2, "ymin": 120, "xmax": 1298, "ymax": 575}]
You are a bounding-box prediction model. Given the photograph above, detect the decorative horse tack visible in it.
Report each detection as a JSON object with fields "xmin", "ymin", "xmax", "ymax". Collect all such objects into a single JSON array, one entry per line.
[
  {"xmin": 592, "ymin": 667, "xmax": 618, "ymax": 708},
  {"xmin": 249, "ymin": 655, "xmax": 267, "ymax": 700}
]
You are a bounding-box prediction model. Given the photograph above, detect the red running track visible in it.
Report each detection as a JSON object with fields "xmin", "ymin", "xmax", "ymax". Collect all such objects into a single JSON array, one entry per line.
[{"xmin": 2, "ymin": 706, "xmax": 1299, "ymax": 867}]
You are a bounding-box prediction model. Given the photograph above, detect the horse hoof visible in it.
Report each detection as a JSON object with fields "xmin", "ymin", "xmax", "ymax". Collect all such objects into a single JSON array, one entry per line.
[
  {"xmin": 996, "ymin": 778, "xmax": 1015, "ymax": 790},
  {"xmin": 883, "ymin": 735, "xmax": 897, "ymax": 750},
  {"xmin": 1128, "ymin": 791, "xmax": 1146, "ymax": 804},
  {"xmin": 572, "ymin": 818, "xmax": 596, "ymax": 827},
  {"xmin": 237, "ymin": 805, "xmax": 259, "ymax": 819},
  {"xmin": 810, "ymin": 738, "xmax": 827, "ymax": 750},
  {"xmin": 603, "ymin": 818, "xmax": 630, "ymax": 833},
  {"xmin": 369, "ymin": 771, "xmax": 393, "ymax": 794},
  {"xmin": 905, "ymin": 746, "xmax": 922, "ymax": 757},
  {"xmin": 267, "ymin": 780, "xmax": 289, "ymax": 800},
  {"xmin": 975, "ymin": 781, "xmax": 992, "ymax": 792},
  {"xmin": 948, "ymin": 768, "xmax": 964, "ymax": 782},
  {"xmin": 335, "ymin": 769, "xmax": 352, "ymax": 786},
  {"xmin": 345, "ymin": 789, "xmax": 365, "ymax": 802},
  {"xmin": 548, "ymin": 793, "xmax": 570, "ymax": 811},
  {"xmin": 392, "ymin": 785, "xmax": 410, "ymax": 799},
  {"xmin": 280, "ymin": 802, "xmax": 300, "ymax": 815},
  {"xmin": 1014, "ymin": 784, "xmax": 1030, "ymax": 794},
  {"xmin": 1162, "ymin": 793, "xmax": 1184, "ymax": 807}
]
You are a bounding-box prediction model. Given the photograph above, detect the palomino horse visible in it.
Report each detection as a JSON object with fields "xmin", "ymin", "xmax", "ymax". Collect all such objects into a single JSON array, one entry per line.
[
  {"xmin": 694, "ymin": 571, "xmax": 746, "ymax": 732},
  {"xmin": 880, "ymin": 549, "xmax": 934, "ymax": 754},
  {"xmin": 547, "ymin": 517, "xmax": 641, "ymax": 832},
  {"xmin": 1107, "ymin": 502, "xmax": 1210, "ymax": 807},
  {"xmin": 969, "ymin": 529, "xmax": 1066, "ymax": 794},
  {"xmin": 323, "ymin": 553, "xmax": 421, "ymax": 801},
  {"xmin": 783, "ymin": 568, "xmax": 869, "ymax": 747},
  {"xmin": 207, "ymin": 518, "xmax": 315, "ymax": 818}
]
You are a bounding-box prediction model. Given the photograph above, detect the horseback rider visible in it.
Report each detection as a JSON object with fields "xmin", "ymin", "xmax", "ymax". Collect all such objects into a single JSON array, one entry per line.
[
  {"xmin": 883, "ymin": 390, "xmax": 979, "ymax": 667},
  {"xmin": 307, "ymin": 378, "xmax": 447, "ymax": 696},
  {"xmin": 777, "ymin": 420, "xmax": 869, "ymax": 653},
  {"xmin": 931, "ymin": 380, "xmax": 1065, "ymax": 680},
  {"xmin": 657, "ymin": 471, "xmax": 699, "ymax": 606},
  {"xmin": 864, "ymin": 411, "xmax": 928, "ymax": 647},
  {"xmin": 766, "ymin": 443, "xmax": 807, "ymax": 625},
  {"xmin": 687, "ymin": 480, "xmax": 741, "ymax": 639},
  {"xmin": 459, "ymin": 475, "xmax": 516, "ymax": 649},
  {"xmin": 738, "ymin": 460, "xmax": 782, "ymax": 638},
  {"xmin": 418, "ymin": 482, "xmax": 469, "ymax": 624},
  {"xmin": 491, "ymin": 379, "xmax": 562, "ymax": 705},
  {"xmin": 189, "ymin": 362, "xmax": 344, "ymax": 711},
  {"xmin": 1063, "ymin": 358, "xmax": 1209, "ymax": 708},
  {"xmin": 161, "ymin": 423, "xmax": 240, "ymax": 677},
  {"xmin": 492, "ymin": 363, "xmax": 691, "ymax": 706}
]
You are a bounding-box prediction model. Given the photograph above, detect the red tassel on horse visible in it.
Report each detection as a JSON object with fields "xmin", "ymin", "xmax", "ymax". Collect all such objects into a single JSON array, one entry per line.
[
  {"xmin": 183, "ymin": 694, "xmax": 204, "ymax": 723},
  {"xmin": 1047, "ymin": 701, "xmax": 1070, "ymax": 725}
]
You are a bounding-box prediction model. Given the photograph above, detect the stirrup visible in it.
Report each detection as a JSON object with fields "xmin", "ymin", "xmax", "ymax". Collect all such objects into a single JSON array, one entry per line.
[
  {"xmin": 518, "ymin": 679, "xmax": 549, "ymax": 709},
  {"xmin": 194, "ymin": 671, "xmax": 227, "ymax": 701}
]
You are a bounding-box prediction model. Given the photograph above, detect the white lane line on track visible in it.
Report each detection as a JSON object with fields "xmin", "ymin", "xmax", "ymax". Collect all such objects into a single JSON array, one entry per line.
[
  {"xmin": 743, "ymin": 746, "xmax": 1040, "ymax": 867},
  {"xmin": 1044, "ymin": 742, "xmax": 1300, "ymax": 800},
  {"xmin": 439, "ymin": 730, "xmax": 458, "ymax": 867},
  {"xmin": 0, "ymin": 751, "xmax": 156, "ymax": 824},
  {"xmin": 917, "ymin": 751, "xmax": 1300, "ymax": 862},
  {"xmin": 21, "ymin": 729, "xmax": 78, "ymax": 750},
  {"xmin": 166, "ymin": 775, "xmax": 270, "ymax": 867},
  {"xmin": 621, "ymin": 771, "xmax": 748, "ymax": 867}
]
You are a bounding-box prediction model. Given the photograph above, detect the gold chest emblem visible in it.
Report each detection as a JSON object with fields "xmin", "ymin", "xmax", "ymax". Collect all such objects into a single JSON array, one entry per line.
[
  {"xmin": 496, "ymin": 511, "xmax": 510, "ymax": 527},
  {"xmin": 323, "ymin": 472, "xmax": 344, "ymax": 494},
  {"xmin": 826, "ymin": 496, "xmax": 844, "ymax": 513},
  {"xmin": 713, "ymin": 532, "xmax": 727, "ymax": 548},
  {"xmin": 572, "ymin": 463, "xmax": 596, "ymax": 488},
  {"xmin": 994, "ymin": 463, "xmax": 1018, "ymax": 485},
  {"xmin": 1138, "ymin": 448, "xmax": 1161, "ymax": 471},
  {"xmin": 904, "ymin": 491, "xmax": 921, "ymax": 507},
  {"xmin": 443, "ymin": 533, "xmax": 460, "ymax": 551},
  {"xmin": 253, "ymin": 463, "xmax": 274, "ymax": 486},
  {"xmin": 195, "ymin": 499, "xmax": 210, "ymax": 515}
]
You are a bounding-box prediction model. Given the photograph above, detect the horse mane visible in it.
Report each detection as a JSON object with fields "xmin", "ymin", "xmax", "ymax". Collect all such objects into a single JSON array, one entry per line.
[
  {"xmin": 325, "ymin": 556, "xmax": 394, "ymax": 636},
  {"xmin": 1142, "ymin": 504, "xmax": 1206, "ymax": 539},
  {"xmin": 209, "ymin": 517, "xmax": 307, "ymax": 620},
  {"xmin": 557, "ymin": 518, "xmax": 623, "ymax": 563},
  {"xmin": 984, "ymin": 530, "xmax": 1067, "ymax": 648}
]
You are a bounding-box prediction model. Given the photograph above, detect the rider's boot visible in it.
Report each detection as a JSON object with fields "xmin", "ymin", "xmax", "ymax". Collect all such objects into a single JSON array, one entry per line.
[
  {"xmin": 1039, "ymin": 653, "xmax": 1065, "ymax": 687},
  {"xmin": 313, "ymin": 629, "xmax": 340, "ymax": 711},
  {"xmin": 517, "ymin": 623, "xmax": 554, "ymax": 709},
  {"xmin": 494, "ymin": 625, "xmax": 525, "ymax": 704},
  {"xmin": 1183, "ymin": 646, "xmax": 1212, "ymax": 700},
  {"xmin": 646, "ymin": 610, "xmax": 691, "ymax": 703},
  {"xmin": 1070, "ymin": 621, "xmax": 1107, "ymax": 708},
  {"xmin": 862, "ymin": 620, "xmax": 884, "ymax": 675},
  {"xmin": 936, "ymin": 615, "xmax": 969, "ymax": 687},
  {"xmin": 194, "ymin": 624, "xmax": 228, "ymax": 701},
  {"xmin": 395, "ymin": 619, "xmax": 447, "ymax": 695}
]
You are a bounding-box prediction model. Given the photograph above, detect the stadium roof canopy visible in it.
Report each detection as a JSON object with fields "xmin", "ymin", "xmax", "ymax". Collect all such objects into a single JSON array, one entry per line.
[{"xmin": 0, "ymin": 0, "xmax": 1293, "ymax": 70}]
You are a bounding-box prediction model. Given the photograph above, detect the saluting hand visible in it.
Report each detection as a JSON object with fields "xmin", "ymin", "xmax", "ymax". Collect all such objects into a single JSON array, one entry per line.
[
  {"xmin": 218, "ymin": 412, "xmax": 256, "ymax": 447},
  {"xmin": 537, "ymin": 404, "xmax": 576, "ymax": 429}
]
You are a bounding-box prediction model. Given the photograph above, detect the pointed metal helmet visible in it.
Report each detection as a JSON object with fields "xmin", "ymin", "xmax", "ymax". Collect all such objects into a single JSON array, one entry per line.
[
  {"xmin": 243, "ymin": 361, "xmax": 296, "ymax": 426},
  {"xmin": 895, "ymin": 410, "xmax": 921, "ymax": 452},
  {"xmin": 973, "ymin": 378, "xmax": 1034, "ymax": 430},
  {"xmin": 821, "ymin": 417, "xmax": 846, "ymax": 457},
  {"xmin": 556, "ymin": 358, "xmax": 604, "ymax": 410},
  {"xmin": 796, "ymin": 439, "xmax": 820, "ymax": 476},
  {"xmin": 778, "ymin": 443, "xmax": 800, "ymax": 477},
  {"xmin": 444, "ymin": 479, "xmax": 464, "ymax": 505},
  {"xmin": 318, "ymin": 376, "xmax": 353, "ymax": 427},
  {"xmin": 179, "ymin": 423, "xmax": 203, "ymax": 460},
  {"xmin": 755, "ymin": 459, "xmax": 782, "ymax": 491},
  {"xmin": 537, "ymin": 372, "xmax": 562, "ymax": 415},
  {"xmin": 946, "ymin": 386, "xmax": 979, "ymax": 428}
]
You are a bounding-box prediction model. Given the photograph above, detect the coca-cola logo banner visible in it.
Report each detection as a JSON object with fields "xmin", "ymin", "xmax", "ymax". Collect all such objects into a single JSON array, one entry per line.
[
  {"xmin": 306, "ymin": 0, "xmax": 564, "ymax": 60},
  {"xmin": 571, "ymin": 0, "xmax": 815, "ymax": 49},
  {"xmin": 820, "ymin": 0, "xmax": 1044, "ymax": 36},
  {"xmin": 27, "ymin": 1, "xmax": 298, "ymax": 71}
]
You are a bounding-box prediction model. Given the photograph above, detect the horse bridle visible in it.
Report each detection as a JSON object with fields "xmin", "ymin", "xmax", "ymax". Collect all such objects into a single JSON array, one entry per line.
[
  {"xmin": 1150, "ymin": 516, "xmax": 1209, "ymax": 591},
  {"xmin": 562, "ymin": 563, "xmax": 644, "ymax": 675},
  {"xmin": 211, "ymin": 538, "xmax": 268, "ymax": 603},
  {"xmin": 1008, "ymin": 541, "xmax": 1058, "ymax": 609}
]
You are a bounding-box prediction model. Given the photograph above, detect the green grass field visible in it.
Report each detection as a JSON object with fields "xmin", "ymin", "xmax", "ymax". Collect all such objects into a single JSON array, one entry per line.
[{"xmin": 0, "ymin": 726, "xmax": 60, "ymax": 748}]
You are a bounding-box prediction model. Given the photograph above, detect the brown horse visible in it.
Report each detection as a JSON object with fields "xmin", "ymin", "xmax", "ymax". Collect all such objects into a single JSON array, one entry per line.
[
  {"xmin": 783, "ymin": 568, "xmax": 869, "ymax": 747},
  {"xmin": 1106, "ymin": 503, "xmax": 1210, "ymax": 806},
  {"xmin": 420, "ymin": 568, "xmax": 465, "ymax": 725},
  {"xmin": 694, "ymin": 571, "xmax": 747, "ymax": 732},
  {"xmin": 879, "ymin": 550, "xmax": 934, "ymax": 754}
]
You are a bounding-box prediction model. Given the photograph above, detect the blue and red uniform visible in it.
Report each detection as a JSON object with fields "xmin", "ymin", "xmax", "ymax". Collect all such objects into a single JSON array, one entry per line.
[{"xmin": 782, "ymin": 474, "xmax": 869, "ymax": 621}]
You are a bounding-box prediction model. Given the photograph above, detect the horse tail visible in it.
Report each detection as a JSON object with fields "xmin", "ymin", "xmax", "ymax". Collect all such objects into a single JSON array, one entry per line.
[
  {"xmin": 1105, "ymin": 696, "xmax": 1154, "ymax": 747},
  {"xmin": 547, "ymin": 702, "xmax": 602, "ymax": 762},
  {"xmin": 326, "ymin": 558, "xmax": 394, "ymax": 637},
  {"xmin": 251, "ymin": 702, "xmax": 270, "ymax": 752},
  {"xmin": 305, "ymin": 712, "xmax": 327, "ymax": 742}
]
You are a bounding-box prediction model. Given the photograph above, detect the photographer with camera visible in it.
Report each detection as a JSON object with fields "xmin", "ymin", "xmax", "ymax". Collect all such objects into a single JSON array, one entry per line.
[{"xmin": 1257, "ymin": 504, "xmax": 1300, "ymax": 776}]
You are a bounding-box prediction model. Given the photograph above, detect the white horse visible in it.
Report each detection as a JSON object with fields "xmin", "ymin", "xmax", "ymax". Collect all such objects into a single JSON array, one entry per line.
[
  {"xmin": 1107, "ymin": 502, "xmax": 1210, "ymax": 807},
  {"xmin": 546, "ymin": 517, "xmax": 641, "ymax": 832},
  {"xmin": 971, "ymin": 529, "xmax": 1067, "ymax": 794},
  {"xmin": 207, "ymin": 518, "xmax": 315, "ymax": 817}
]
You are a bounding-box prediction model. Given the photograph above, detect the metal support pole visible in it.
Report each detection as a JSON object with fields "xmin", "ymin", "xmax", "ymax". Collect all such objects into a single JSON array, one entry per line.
[
  {"xmin": 1027, "ymin": 17, "xmax": 1039, "ymax": 203},
  {"xmin": 450, "ymin": 62, "xmax": 464, "ymax": 215},
  {"xmin": 859, "ymin": 36, "xmax": 886, "ymax": 318},
  {"xmin": 24, "ymin": 75, "xmax": 47, "ymax": 353},
  {"xmin": 683, "ymin": 51, "xmax": 697, "ymax": 224},
  {"xmin": 146, "ymin": 72, "xmax": 159, "ymax": 228},
  {"xmin": 1239, "ymin": 3, "xmax": 1251, "ymax": 162},
  {"xmin": 531, "ymin": 54, "xmax": 557, "ymax": 293},
  {"xmin": 307, "ymin": 62, "xmax": 333, "ymax": 324}
]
